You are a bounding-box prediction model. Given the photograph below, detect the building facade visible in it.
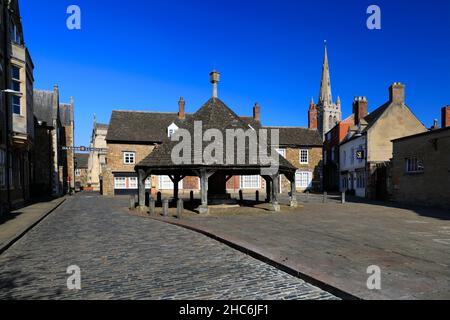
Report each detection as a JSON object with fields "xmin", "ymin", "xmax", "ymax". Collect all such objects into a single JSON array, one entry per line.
[
  {"xmin": 392, "ymin": 123, "xmax": 450, "ymax": 209},
  {"xmin": 74, "ymin": 153, "xmax": 89, "ymax": 190},
  {"xmin": 340, "ymin": 83, "xmax": 427, "ymax": 199},
  {"xmin": 59, "ymin": 98, "xmax": 75, "ymax": 193},
  {"xmin": 87, "ymin": 119, "xmax": 108, "ymax": 191},
  {"xmin": 0, "ymin": 0, "xmax": 35, "ymax": 210},
  {"xmin": 33, "ymin": 86, "xmax": 74, "ymax": 198}
]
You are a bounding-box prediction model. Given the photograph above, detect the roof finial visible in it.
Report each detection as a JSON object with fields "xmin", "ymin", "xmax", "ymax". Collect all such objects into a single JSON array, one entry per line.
[{"xmin": 210, "ymin": 70, "xmax": 220, "ymax": 98}]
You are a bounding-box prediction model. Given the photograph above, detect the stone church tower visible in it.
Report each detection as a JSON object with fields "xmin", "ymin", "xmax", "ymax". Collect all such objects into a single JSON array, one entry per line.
[{"xmin": 308, "ymin": 42, "xmax": 341, "ymax": 139}]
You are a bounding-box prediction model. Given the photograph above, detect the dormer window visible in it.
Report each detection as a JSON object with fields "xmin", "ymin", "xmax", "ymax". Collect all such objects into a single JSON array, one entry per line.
[{"xmin": 167, "ymin": 123, "xmax": 179, "ymax": 138}]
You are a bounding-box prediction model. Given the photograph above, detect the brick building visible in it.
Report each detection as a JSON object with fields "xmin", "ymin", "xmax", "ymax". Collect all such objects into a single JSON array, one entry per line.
[
  {"xmin": 339, "ymin": 83, "xmax": 427, "ymax": 199},
  {"xmin": 323, "ymin": 98, "xmax": 368, "ymax": 191}
]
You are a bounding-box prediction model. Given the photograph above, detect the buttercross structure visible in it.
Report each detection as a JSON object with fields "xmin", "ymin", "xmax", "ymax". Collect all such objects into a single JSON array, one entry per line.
[{"xmin": 309, "ymin": 42, "xmax": 342, "ymax": 140}]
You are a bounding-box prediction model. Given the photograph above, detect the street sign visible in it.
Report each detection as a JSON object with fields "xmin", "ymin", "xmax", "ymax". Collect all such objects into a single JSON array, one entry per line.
[{"xmin": 62, "ymin": 146, "xmax": 107, "ymax": 152}]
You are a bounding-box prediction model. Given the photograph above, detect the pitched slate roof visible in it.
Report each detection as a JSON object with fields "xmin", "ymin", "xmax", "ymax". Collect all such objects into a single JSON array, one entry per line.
[
  {"xmin": 136, "ymin": 98, "xmax": 296, "ymax": 172},
  {"xmin": 106, "ymin": 111, "xmax": 193, "ymax": 143},
  {"xmin": 34, "ymin": 90, "xmax": 55, "ymax": 126},
  {"xmin": 264, "ymin": 127, "xmax": 323, "ymax": 147},
  {"xmin": 59, "ymin": 103, "xmax": 73, "ymax": 126},
  {"xmin": 106, "ymin": 110, "xmax": 261, "ymax": 144},
  {"xmin": 74, "ymin": 153, "xmax": 89, "ymax": 169}
]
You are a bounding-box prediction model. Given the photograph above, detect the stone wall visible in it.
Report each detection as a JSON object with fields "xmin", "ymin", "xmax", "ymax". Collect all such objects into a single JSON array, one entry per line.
[
  {"xmin": 392, "ymin": 129, "xmax": 450, "ymax": 209},
  {"xmin": 102, "ymin": 142, "xmax": 155, "ymax": 196},
  {"xmin": 281, "ymin": 147, "xmax": 323, "ymax": 192}
]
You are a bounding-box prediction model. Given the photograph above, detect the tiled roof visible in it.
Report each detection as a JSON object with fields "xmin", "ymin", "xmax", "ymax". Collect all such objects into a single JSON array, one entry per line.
[
  {"xmin": 106, "ymin": 110, "xmax": 261, "ymax": 144},
  {"xmin": 136, "ymin": 98, "xmax": 296, "ymax": 172},
  {"xmin": 264, "ymin": 127, "xmax": 323, "ymax": 147},
  {"xmin": 74, "ymin": 153, "xmax": 89, "ymax": 169},
  {"xmin": 106, "ymin": 111, "xmax": 193, "ymax": 143},
  {"xmin": 34, "ymin": 90, "xmax": 55, "ymax": 126}
]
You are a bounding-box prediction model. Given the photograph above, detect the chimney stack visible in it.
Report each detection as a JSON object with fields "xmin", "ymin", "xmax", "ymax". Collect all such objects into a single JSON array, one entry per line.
[
  {"xmin": 210, "ymin": 70, "xmax": 220, "ymax": 98},
  {"xmin": 253, "ymin": 103, "xmax": 261, "ymax": 122},
  {"xmin": 442, "ymin": 106, "xmax": 450, "ymax": 128},
  {"xmin": 353, "ymin": 96, "xmax": 369, "ymax": 125},
  {"xmin": 178, "ymin": 97, "xmax": 186, "ymax": 120},
  {"xmin": 308, "ymin": 98, "xmax": 318, "ymax": 129},
  {"xmin": 431, "ymin": 119, "xmax": 440, "ymax": 130},
  {"xmin": 389, "ymin": 82, "xmax": 405, "ymax": 104}
]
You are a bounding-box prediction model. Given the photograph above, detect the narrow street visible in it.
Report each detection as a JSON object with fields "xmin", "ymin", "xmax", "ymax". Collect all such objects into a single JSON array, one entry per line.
[{"xmin": 0, "ymin": 193, "xmax": 336, "ymax": 300}]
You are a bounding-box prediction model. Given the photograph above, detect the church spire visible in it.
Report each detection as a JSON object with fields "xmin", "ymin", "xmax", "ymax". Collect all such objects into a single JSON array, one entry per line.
[{"xmin": 319, "ymin": 40, "xmax": 332, "ymax": 105}]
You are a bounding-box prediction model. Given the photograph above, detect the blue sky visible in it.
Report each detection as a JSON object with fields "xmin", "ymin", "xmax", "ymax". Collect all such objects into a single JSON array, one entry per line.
[{"xmin": 21, "ymin": 0, "xmax": 450, "ymax": 146}]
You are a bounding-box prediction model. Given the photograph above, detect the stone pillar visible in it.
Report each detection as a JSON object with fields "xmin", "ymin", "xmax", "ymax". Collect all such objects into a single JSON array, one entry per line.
[
  {"xmin": 270, "ymin": 174, "xmax": 280, "ymax": 212},
  {"xmin": 162, "ymin": 199, "xmax": 169, "ymax": 217},
  {"xmin": 137, "ymin": 169, "xmax": 147, "ymax": 209},
  {"xmin": 290, "ymin": 177, "xmax": 297, "ymax": 208},
  {"xmin": 199, "ymin": 170, "xmax": 209, "ymax": 215}
]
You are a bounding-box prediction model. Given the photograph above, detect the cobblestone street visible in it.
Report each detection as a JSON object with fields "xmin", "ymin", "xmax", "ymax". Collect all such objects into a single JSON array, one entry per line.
[{"xmin": 0, "ymin": 193, "xmax": 336, "ymax": 300}]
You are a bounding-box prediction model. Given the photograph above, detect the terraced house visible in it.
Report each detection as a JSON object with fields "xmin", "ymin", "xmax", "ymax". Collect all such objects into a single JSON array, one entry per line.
[{"xmin": 102, "ymin": 73, "xmax": 323, "ymax": 197}]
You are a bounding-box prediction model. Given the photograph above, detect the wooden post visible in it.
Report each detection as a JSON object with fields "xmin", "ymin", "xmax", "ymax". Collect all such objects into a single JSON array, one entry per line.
[
  {"xmin": 323, "ymin": 191, "xmax": 328, "ymax": 203},
  {"xmin": 341, "ymin": 191, "xmax": 346, "ymax": 204},
  {"xmin": 145, "ymin": 192, "xmax": 150, "ymax": 207}
]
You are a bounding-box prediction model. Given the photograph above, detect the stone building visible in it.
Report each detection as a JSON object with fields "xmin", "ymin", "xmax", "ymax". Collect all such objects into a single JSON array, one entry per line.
[
  {"xmin": 74, "ymin": 153, "xmax": 89, "ymax": 190},
  {"xmin": 87, "ymin": 119, "xmax": 108, "ymax": 191},
  {"xmin": 308, "ymin": 42, "xmax": 341, "ymax": 140},
  {"xmin": 339, "ymin": 83, "xmax": 427, "ymax": 199},
  {"xmin": 33, "ymin": 86, "xmax": 74, "ymax": 198},
  {"xmin": 0, "ymin": 0, "xmax": 35, "ymax": 209},
  {"xmin": 391, "ymin": 107, "xmax": 450, "ymax": 209},
  {"xmin": 59, "ymin": 98, "xmax": 75, "ymax": 193}
]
